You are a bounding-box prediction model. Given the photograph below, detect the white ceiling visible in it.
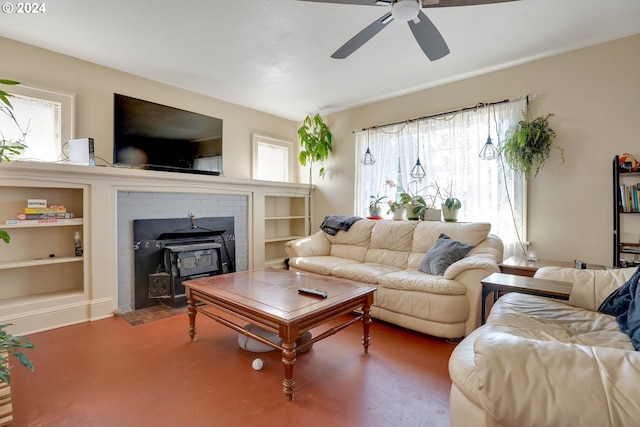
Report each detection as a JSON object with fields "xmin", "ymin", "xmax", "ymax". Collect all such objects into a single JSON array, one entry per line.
[{"xmin": 2, "ymin": 0, "xmax": 640, "ymax": 121}]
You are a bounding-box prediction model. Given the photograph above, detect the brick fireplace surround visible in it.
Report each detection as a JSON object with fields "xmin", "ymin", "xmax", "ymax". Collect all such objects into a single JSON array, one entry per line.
[{"xmin": 117, "ymin": 191, "xmax": 248, "ymax": 312}]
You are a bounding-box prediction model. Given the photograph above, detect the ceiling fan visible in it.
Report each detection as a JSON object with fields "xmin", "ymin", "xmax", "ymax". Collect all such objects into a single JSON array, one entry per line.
[{"xmin": 297, "ymin": 0, "xmax": 520, "ymax": 61}]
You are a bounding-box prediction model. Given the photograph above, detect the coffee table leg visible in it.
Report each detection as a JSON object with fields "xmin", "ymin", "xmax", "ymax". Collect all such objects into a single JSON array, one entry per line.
[
  {"xmin": 362, "ymin": 300, "xmax": 372, "ymax": 354},
  {"xmin": 187, "ymin": 296, "xmax": 197, "ymax": 342},
  {"xmin": 281, "ymin": 341, "xmax": 297, "ymax": 401}
]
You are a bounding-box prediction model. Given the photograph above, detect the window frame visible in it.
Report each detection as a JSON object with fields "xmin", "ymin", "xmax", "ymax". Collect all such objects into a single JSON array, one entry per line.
[
  {"xmin": 6, "ymin": 84, "xmax": 75, "ymax": 162},
  {"xmin": 251, "ymin": 134, "xmax": 294, "ymax": 182}
]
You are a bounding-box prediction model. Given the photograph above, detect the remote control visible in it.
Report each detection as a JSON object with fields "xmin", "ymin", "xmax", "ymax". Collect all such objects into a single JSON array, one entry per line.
[{"xmin": 298, "ymin": 288, "xmax": 328, "ymax": 298}]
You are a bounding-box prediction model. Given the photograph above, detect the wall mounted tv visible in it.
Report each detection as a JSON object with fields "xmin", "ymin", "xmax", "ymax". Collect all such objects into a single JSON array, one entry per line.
[{"xmin": 113, "ymin": 93, "xmax": 223, "ymax": 176}]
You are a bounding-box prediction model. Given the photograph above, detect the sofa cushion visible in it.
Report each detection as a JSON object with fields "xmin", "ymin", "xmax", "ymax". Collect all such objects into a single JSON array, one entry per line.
[
  {"xmin": 332, "ymin": 263, "xmax": 402, "ymax": 285},
  {"xmin": 598, "ymin": 266, "xmax": 640, "ymax": 350},
  {"xmin": 326, "ymin": 220, "xmax": 376, "ymax": 262},
  {"xmin": 326, "ymin": 219, "xmax": 375, "ymax": 246},
  {"xmin": 370, "ymin": 220, "xmax": 417, "ymax": 251},
  {"xmin": 418, "ymin": 234, "xmax": 474, "ymax": 276},
  {"xmin": 488, "ymin": 293, "xmax": 634, "ymax": 350},
  {"xmin": 408, "ymin": 222, "xmax": 491, "ymax": 268},
  {"xmin": 535, "ymin": 266, "xmax": 637, "ymax": 311},
  {"xmin": 379, "ymin": 269, "xmax": 467, "ymax": 295},
  {"xmin": 288, "ymin": 256, "xmax": 360, "ymax": 276},
  {"xmin": 412, "ymin": 221, "xmax": 491, "ymax": 252},
  {"xmin": 474, "ymin": 332, "xmax": 640, "ymax": 427},
  {"xmin": 365, "ymin": 248, "xmax": 411, "ymax": 269}
]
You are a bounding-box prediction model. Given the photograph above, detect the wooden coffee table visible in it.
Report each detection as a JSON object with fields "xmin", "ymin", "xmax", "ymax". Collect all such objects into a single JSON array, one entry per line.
[{"xmin": 183, "ymin": 268, "xmax": 376, "ymax": 401}]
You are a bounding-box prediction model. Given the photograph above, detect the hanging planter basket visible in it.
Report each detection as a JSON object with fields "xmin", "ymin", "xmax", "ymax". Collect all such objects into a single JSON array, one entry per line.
[{"xmin": 500, "ymin": 113, "xmax": 564, "ymax": 177}]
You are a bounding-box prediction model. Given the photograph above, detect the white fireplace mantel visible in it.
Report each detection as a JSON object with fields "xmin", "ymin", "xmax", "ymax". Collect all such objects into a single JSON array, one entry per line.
[{"xmin": 0, "ymin": 161, "xmax": 310, "ymax": 334}]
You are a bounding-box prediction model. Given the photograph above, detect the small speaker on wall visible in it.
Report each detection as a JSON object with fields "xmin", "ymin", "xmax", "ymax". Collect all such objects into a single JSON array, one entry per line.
[{"xmin": 68, "ymin": 137, "xmax": 95, "ymax": 166}]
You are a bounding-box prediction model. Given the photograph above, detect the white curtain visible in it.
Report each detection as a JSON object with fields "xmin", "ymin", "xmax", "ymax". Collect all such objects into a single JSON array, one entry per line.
[{"xmin": 354, "ymin": 98, "xmax": 527, "ymax": 259}]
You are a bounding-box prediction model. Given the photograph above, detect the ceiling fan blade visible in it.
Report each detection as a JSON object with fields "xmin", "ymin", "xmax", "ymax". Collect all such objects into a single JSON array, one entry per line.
[
  {"xmin": 297, "ymin": 0, "xmax": 390, "ymax": 6},
  {"xmin": 421, "ymin": 0, "xmax": 520, "ymax": 7},
  {"xmin": 331, "ymin": 12, "xmax": 394, "ymax": 59},
  {"xmin": 408, "ymin": 10, "xmax": 450, "ymax": 61}
]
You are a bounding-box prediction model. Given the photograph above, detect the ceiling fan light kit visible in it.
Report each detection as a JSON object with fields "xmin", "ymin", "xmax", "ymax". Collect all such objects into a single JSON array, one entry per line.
[
  {"xmin": 393, "ymin": 0, "xmax": 420, "ymax": 21},
  {"xmin": 298, "ymin": 0, "xmax": 521, "ymax": 60}
]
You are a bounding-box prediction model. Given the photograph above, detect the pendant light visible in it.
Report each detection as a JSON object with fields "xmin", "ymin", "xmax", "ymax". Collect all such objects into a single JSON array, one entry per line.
[
  {"xmin": 410, "ymin": 120, "xmax": 426, "ymax": 179},
  {"xmin": 361, "ymin": 128, "xmax": 376, "ymax": 165},
  {"xmin": 479, "ymin": 105, "xmax": 498, "ymax": 160}
]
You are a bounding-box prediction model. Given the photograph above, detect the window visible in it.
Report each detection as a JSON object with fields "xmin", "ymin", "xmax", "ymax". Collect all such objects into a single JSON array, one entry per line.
[
  {"xmin": 0, "ymin": 84, "xmax": 74, "ymax": 162},
  {"xmin": 252, "ymin": 134, "xmax": 293, "ymax": 182},
  {"xmin": 354, "ymin": 98, "xmax": 527, "ymax": 258}
]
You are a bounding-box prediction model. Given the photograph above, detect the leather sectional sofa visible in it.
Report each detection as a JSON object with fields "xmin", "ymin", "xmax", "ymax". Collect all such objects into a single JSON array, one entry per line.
[
  {"xmin": 448, "ymin": 266, "xmax": 640, "ymax": 427},
  {"xmin": 284, "ymin": 218, "xmax": 503, "ymax": 339}
]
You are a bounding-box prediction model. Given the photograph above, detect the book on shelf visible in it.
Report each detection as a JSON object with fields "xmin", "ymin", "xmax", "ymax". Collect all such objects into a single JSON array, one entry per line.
[
  {"xmin": 5, "ymin": 218, "xmax": 79, "ymax": 225},
  {"xmin": 16, "ymin": 212, "xmax": 75, "ymax": 220},
  {"xmin": 23, "ymin": 206, "xmax": 67, "ymax": 214},
  {"xmin": 621, "ymin": 246, "xmax": 640, "ymax": 254},
  {"xmin": 619, "ymin": 183, "xmax": 640, "ymax": 212}
]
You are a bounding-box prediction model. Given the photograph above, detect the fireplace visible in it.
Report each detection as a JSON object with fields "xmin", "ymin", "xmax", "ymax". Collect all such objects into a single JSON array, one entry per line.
[{"xmin": 133, "ymin": 215, "xmax": 235, "ymax": 309}]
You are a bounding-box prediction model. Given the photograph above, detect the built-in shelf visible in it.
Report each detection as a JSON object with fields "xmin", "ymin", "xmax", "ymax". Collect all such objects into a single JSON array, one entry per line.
[
  {"xmin": 0, "ymin": 256, "xmax": 84, "ymax": 271},
  {"xmin": 0, "ymin": 288, "xmax": 85, "ymax": 310},
  {"xmin": 263, "ymin": 195, "xmax": 308, "ymax": 268},
  {"xmin": 3, "ymin": 218, "xmax": 83, "ymax": 228},
  {"xmin": 264, "ymin": 235, "xmax": 305, "ymax": 243},
  {"xmin": 0, "ymin": 183, "xmax": 87, "ymax": 323},
  {"xmin": 264, "ymin": 216, "xmax": 305, "ymax": 221}
]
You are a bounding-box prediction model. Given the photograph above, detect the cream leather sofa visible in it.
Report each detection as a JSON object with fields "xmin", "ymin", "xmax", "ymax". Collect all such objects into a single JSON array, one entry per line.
[
  {"xmin": 449, "ymin": 266, "xmax": 640, "ymax": 427},
  {"xmin": 284, "ymin": 219, "xmax": 503, "ymax": 339}
]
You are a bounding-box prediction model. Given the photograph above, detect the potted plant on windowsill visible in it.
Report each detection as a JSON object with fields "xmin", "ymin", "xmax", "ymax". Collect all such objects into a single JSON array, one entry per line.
[
  {"xmin": 442, "ymin": 197, "xmax": 462, "ymax": 222},
  {"xmin": 387, "ymin": 201, "xmax": 406, "ymax": 220},
  {"xmin": 385, "ymin": 179, "xmax": 441, "ymax": 221},
  {"xmin": 429, "ymin": 180, "xmax": 462, "ymax": 222},
  {"xmin": 500, "ymin": 112, "xmax": 564, "ymax": 177},
  {"xmin": 369, "ymin": 195, "xmax": 387, "ymax": 218}
]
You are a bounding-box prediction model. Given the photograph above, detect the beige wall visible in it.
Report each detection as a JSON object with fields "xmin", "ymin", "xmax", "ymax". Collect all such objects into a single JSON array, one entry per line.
[
  {"xmin": 0, "ymin": 36, "xmax": 298, "ymax": 180},
  {"xmin": 3, "ymin": 34, "xmax": 640, "ymax": 267},
  {"xmin": 318, "ymin": 34, "xmax": 640, "ymax": 266}
]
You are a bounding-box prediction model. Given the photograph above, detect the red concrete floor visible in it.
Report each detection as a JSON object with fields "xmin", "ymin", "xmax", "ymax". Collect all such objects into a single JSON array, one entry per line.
[{"xmin": 10, "ymin": 312, "xmax": 456, "ymax": 427}]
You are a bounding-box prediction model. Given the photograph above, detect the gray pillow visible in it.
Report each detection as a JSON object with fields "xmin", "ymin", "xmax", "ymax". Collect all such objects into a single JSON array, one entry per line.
[{"xmin": 418, "ymin": 233, "xmax": 473, "ymax": 276}]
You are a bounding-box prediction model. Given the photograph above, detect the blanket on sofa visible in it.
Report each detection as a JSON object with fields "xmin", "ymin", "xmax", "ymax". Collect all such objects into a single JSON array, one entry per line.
[
  {"xmin": 319, "ymin": 215, "xmax": 362, "ymax": 236},
  {"xmin": 599, "ymin": 266, "xmax": 640, "ymax": 350}
]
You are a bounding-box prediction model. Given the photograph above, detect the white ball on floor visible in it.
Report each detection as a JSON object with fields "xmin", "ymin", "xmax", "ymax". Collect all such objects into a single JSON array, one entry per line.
[{"xmin": 252, "ymin": 358, "xmax": 264, "ymax": 370}]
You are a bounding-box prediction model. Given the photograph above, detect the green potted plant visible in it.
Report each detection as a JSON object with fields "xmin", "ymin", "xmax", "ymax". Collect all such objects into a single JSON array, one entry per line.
[
  {"xmin": 369, "ymin": 195, "xmax": 387, "ymax": 218},
  {"xmin": 298, "ymin": 113, "xmax": 333, "ymax": 234},
  {"xmin": 431, "ymin": 181, "xmax": 462, "ymax": 222},
  {"xmin": 1, "ymin": 323, "xmax": 34, "ymax": 384},
  {"xmin": 500, "ymin": 112, "xmax": 564, "ymax": 177},
  {"xmin": 386, "ymin": 200, "xmax": 406, "ymax": 220},
  {"xmin": 1, "ymin": 79, "xmax": 27, "ymax": 243},
  {"xmin": 385, "ymin": 179, "xmax": 440, "ymax": 221},
  {"xmin": 442, "ymin": 197, "xmax": 462, "ymax": 222}
]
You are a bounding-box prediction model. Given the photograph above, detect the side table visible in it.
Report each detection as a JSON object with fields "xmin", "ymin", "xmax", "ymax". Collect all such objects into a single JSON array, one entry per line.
[
  {"xmin": 499, "ymin": 256, "xmax": 575, "ymax": 277},
  {"xmin": 481, "ymin": 272, "xmax": 572, "ymax": 324},
  {"xmin": 499, "ymin": 256, "xmax": 608, "ymax": 277}
]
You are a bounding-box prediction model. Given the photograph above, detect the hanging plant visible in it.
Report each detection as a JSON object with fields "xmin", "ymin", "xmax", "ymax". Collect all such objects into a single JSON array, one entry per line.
[{"xmin": 500, "ymin": 112, "xmax": 564, "ymax": 177}]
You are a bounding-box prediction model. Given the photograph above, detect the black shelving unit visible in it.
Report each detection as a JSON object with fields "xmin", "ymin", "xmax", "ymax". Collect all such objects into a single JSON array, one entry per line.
[{"xmin": 613, "ymin": 155, "xmax": 640, "ymax": 267}]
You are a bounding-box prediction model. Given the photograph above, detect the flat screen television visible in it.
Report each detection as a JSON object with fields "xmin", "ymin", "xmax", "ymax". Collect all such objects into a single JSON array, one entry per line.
[{"xmin": 113, "ymin": 93, "xmax": 223, "ymax": 176}]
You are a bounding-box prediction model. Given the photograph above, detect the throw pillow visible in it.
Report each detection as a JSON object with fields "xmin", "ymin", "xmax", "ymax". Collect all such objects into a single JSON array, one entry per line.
[
  {"xmin": 418, "ymin": 233, "xmax": 473, "ymax": 276},
  {"xmin": 598, "ymin": 266, "xmax": 640, "ymax": 350}
]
